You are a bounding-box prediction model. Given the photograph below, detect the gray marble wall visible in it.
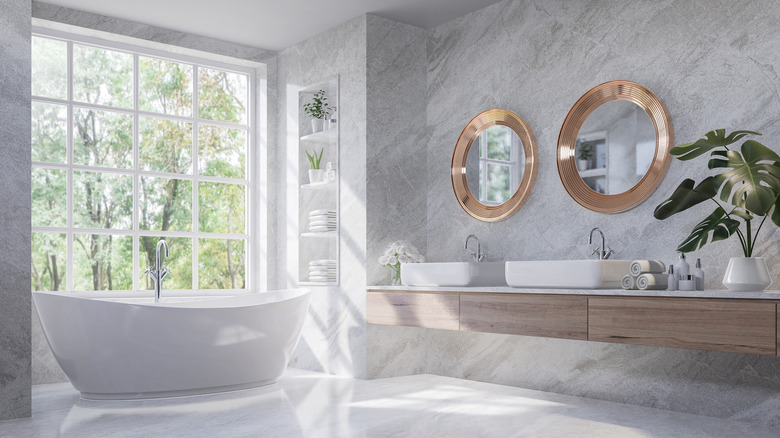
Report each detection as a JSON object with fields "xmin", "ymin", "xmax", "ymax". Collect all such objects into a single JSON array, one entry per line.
[
  {"xmin": 0, "ymin": 0, "xmax": 32, "ymax": 420},
  {"xmin": 277, "ymin": 16, "xmax": 368, "ymax": 378},
  {"xmin": 369, "ymin": 0, "xmax": 780, "ymax": 428}
]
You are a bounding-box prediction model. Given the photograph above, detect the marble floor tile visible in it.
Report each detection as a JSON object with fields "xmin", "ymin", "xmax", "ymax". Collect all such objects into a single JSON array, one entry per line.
[{"xmin": 1, "ymin": 368, "xmax": 777, "ymax": 437}]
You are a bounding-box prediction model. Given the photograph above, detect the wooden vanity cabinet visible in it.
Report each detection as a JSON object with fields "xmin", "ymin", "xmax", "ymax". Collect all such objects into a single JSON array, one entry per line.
[
  {"xmin": 588, "ymin": 297, "xmax": 777, "ymax": 355},
  {"xmin": 366, "ymin": 292, "xmax": 459, "ymax": 330}
]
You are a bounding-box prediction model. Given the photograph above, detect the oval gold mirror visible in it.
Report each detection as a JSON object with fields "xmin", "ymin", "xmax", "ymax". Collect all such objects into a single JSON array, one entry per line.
[
  {"xmin": 557, "ymin": 80, "xmax": 673, "ymax": 213},
  {"xmin": 452, "ymin": 109, "xmax": 538, "ymax": 222}
]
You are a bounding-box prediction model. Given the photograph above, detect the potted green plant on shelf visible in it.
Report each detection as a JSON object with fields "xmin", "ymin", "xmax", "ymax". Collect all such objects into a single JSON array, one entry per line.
[
  {"xmin": 303, "ymin": 90, "xmax": 333, "ymax": 133},
  {"xmin": 576, "ymin": 141, "xmax": 594, "ymax": 171},
  {"xmin": 653, "ymin": 129, "xmax": 780, "ymax": 291},
  {"xmin": 305, "ymin": 148, "xmax": 324, "ymax": 184}
]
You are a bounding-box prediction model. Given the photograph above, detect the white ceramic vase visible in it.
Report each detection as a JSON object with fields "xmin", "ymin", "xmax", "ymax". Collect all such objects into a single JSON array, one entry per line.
[
  {"xmin": 722, "ymin": 257, "xmax": 772, "ymax": 291},
  {"xmin": 311, "ymin": 119, "xmax": 324, "ymax": 133},
  {"xmin": 308, "ymin": 169, "xmax": 325, "ymax": 184},
  {"xmin": 577, "ymin": 159, "xmax": 589, "ymax": 171}
]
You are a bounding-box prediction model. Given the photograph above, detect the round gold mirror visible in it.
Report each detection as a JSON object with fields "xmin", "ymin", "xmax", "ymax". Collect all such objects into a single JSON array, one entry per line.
[
  {"xmin": 452, "ymin": 109, "xmax": 538, "ymax": 222},
  {"xmin": 557, "ymin": 80, "xmax": 673, "ymax": 213}
]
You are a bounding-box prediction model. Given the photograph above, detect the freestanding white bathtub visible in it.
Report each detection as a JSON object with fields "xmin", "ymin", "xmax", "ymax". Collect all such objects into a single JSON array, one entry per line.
[{"xmin": 33, "ymin": 289, "xmax": 310, "ymax": 400}]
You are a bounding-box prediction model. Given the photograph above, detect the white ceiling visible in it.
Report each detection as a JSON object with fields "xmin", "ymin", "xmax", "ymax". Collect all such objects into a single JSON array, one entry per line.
[{"xmin": 38, "ymin": 0, "xmax": 500, "ymax": 51}]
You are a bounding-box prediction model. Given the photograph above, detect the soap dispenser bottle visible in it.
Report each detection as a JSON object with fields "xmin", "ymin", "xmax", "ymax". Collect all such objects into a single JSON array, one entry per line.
[
  {"xmin": 693, "ymin": 258, "xmax": 704, "ymax": 290},
  {"xmin": 674, "ymin": 252, "xmax": 690, "ymax": 278}
]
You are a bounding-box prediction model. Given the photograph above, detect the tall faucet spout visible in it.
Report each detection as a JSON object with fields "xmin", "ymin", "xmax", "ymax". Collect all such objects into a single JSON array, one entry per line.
[
  {"xmin": 465, "ymin": 235, "xmax": 485, "ymax": 262},
  {"xmin": 148, "ymin": 239, "xmax": 171, "ymax": 303}
]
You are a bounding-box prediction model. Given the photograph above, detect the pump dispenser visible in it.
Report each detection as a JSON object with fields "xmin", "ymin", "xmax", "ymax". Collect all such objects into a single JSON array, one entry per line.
[
  {"xmin": 667, "ymin": 265, "xmax": 678, "ymax": 291},
  {"xmin": 674, "ymin": 252, "xmax": 690, "ymax": 278},
  {"xmin": 693, "ymin": 258, "xmax": 704, "ymax": 290}
]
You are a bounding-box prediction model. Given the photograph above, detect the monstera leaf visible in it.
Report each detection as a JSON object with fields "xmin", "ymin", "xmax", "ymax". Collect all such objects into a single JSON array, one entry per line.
[
  {"xmin": 653, "ymin": 177, "xmax": 717, "ymax": 220},
  {"xmin": 708, "ymin": 140, "xmax": 780, "ymax": 215},
  {"xmin": 670, "ymin": 129, "xmax": 761, "ymax": 161},
  {"xmin": 677, "ymin": 206, "xmax": 741, "ymax": 253}
]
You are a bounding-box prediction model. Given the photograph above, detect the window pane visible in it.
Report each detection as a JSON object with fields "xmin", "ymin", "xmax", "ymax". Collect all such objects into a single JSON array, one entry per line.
[
  {"xmin": 198, "ymin": 125, "xmax": 246, "ymax": 178},
  {"xmin": 198, "ymin": 238, "xmax": 245, "ymax": 289},
  {"xmin": 139, "ymin": 57, "xmax": 193, "ymax": 116},
  {"xmin": 31, "ymin": 102, "xmax": 67, "ymax": 163},
  {"xmin": 32, "ymin": 167, "xmax": 67, "ymax": 227},
  {"xmin": 73, "ymin": 44, "xmax": 133, "ymax": 108},
  {"xmin": 139, "ymin": 237, "xmax": 192, "ymax": 290},
  {"xmin": 139, "ymin": 177, "xmax": 192, "ymax": 232},
  {"xmin": 487, "ymin": 163, "xmax": 511, "ymax": 203},
  {"xmin": 139, "ymin": 117, "xmax": 192, "ymax": 174},
  {"xmin": 198, "ymin": 68, "xmax": 247, "ymax": 124},
  {"xmin": 73, "ymin": 107, "xmax": 133, "ymax": 168},
  {"xmin": 73, "ymin": 171, "xmax": 133, "ymax": 229},
  {"xmin": 31, "ymin": 233, "xmax": 66, "ymax": 291},
  {"xmin": 32, "ymin": 36, "xmax": 67, "ymax": 99},
  {"xmin": 73, "ymin": 234, "xmax": 132, "ymax": 291},
  {"xmin": 199, "ymin": 182, "xmax": 245, "ymax": 234},
  {"xmin": 487, "ymin": 125, "xmax": 512, "ymax": 161}
]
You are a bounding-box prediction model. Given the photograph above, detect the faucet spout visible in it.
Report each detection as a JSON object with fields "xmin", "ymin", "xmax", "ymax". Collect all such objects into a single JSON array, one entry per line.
[
  {"xmin": 588, "ymin": 227, "xmax": 613, "ymax": 260},
  {"xmin": 465, "ymin": 235, "xmax": 485, "ymax": 262},
  {"xmin": 145, "ymin": 239, "xmax": 171, "ymax": 303}
]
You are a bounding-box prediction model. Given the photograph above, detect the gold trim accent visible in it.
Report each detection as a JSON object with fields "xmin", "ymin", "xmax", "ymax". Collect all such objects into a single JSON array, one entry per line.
[
  {"xmin": 557, "ymin": 80, "xmax": 673, "ymax": 213},
  {"xmin": 452, "ymin": 109, "xmax": 538, "ymax": 222}
]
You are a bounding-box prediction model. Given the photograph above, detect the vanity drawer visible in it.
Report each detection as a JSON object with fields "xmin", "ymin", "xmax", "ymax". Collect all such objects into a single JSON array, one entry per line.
[
  {"xmin": 366, "ymin": 292, "xmax": 459, "ymax": 330},
  {"xmin": 589, "ymin": 297, "xmax": 777, "ymax": 355},
  {"xmin": 460, "ymin": 294, "xmax": 588, "ymax": 340}
]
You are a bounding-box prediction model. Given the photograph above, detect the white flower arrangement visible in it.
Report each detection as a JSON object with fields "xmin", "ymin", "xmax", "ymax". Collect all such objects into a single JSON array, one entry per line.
[{"xmin": 377, "ymin": 240, "xmax": 424, "ymax": 285}]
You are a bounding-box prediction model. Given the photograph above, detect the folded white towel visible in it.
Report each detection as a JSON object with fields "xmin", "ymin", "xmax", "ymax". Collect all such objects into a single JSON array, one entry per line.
[
  {"xmin": 309, "ymin": 209, "xmax": 336, "ymax": 216},
  {"xmin": 310, "ymin": 260, "xmax": 336, "ymax": 266},
  {"xmin": 636, "ymin": 273, "xmax": 668, "ymax": 290},
  {"xmin": 621, "ymin": 275, "xmax": 636, "ymax": 290},
  {"xmin": 630, "ymin": 260, "xmax": 666, "ymax": 276}
]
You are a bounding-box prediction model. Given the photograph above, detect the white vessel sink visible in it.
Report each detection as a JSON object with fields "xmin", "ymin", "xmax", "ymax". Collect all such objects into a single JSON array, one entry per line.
[
  {"xmin": 401, "ymin": 262, "xmax": 507, "ymax": 287},
  {"xmin": 505, "ymin": 260, "xmax": 633, "ymax": 289}
]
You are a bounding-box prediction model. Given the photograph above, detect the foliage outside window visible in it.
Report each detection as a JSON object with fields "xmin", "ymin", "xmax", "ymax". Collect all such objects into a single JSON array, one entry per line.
[
  {"xmin": 31, "ymin": 32, "xmax": 252, "ymax": 293},
  {"xmin": 474, "ymin": 125, "xmax": 523, "ymax": 205}
]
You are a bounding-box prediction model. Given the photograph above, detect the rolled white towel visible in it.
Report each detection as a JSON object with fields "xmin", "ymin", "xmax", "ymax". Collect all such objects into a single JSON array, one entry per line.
[
  {"xmin": 621, "ymin": 275, "xmax": 636, "ymax": 290},
  {"xmin": 630, "ymin": 260, "xmax": 666, "ymax": 276},
  {"xmin": 636, "ymin": 273, "xmax": 668, "ymax": 290}
]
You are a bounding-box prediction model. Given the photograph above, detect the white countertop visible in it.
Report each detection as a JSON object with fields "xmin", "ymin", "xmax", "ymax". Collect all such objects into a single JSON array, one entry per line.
[{"xmin": 367, "ymin": 285, "xmax": 780, "ymax": 300}]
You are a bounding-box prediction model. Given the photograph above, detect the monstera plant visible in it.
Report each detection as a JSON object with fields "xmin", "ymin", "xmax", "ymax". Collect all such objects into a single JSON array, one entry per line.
[
  {"xmin": 654, "ymin": 129, "xmax": 780, "ymax": 256},
  {"xmin": 654, "ymin": 129, "xmax": 780, "ymax": 290}
]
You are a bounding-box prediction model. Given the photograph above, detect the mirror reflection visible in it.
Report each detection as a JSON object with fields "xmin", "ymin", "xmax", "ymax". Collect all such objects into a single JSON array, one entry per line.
[
  {"xmin": 465, "ymin": 125, "xmax": 525, "ymax": 205},
  {"xmin": 574, "ymin": 100, "xmax": 655, "ymax": 195}
]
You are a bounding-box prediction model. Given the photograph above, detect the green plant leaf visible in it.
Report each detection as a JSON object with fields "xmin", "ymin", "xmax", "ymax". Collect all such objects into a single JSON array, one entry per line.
[
  {"xmin": 709, "ymin": 140, "xmax": 780, "ymax": 215},
  {"xmin": 677, "ymin": 206, "xmax": 741, "ymax": 253},
  {"xmin": 653, "ymin": 177, "xmax": 717, "ymax": 220},
  {"xmin": 670, "ymin": 129, "xmax": 761, "ymax": 160}
]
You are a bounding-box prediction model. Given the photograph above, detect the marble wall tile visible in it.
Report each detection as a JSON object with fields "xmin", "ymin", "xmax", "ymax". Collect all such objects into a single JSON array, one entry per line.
[
  {"xmin": 277, "ymin": 16, "xmax": 368, "ymax": 378},
  {"xmin": 365, "ymin": 0, "xmax": 780, "ymax": 428},
  {"xmin": 366, "ymin": 15, "xmax": 428, "ymax": 286},
  {"xmin": 0, "ymin": 0, "xmax": 31, "ymax": 420}
]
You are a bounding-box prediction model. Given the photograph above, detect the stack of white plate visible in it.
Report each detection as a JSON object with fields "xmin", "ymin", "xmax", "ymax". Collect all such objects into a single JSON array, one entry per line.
[
  {"xmin": 309, "ymin": 209, "xmax": 337, "ymax": 232},
  {"xmin": 309, "ymin": 260, "xmax": 337, "ymax": 283}
]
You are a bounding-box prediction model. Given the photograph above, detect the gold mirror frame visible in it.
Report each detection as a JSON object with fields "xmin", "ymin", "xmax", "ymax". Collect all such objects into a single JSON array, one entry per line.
[
  {"xmin": 557, "ymin": 80, "xmax": 673, "ymax": 213},
  {"xmin": 452, "ymin": 108, "xmax": 538, "ymax": 222}
]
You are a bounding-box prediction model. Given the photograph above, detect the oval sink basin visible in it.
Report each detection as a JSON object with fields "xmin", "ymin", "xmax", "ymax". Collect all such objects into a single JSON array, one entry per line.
[
  {"xmin": 401, "ymin": 262, "xmax": 507, "ymax": 287},
  {"xmin": 505, "ymin": 260, "xmax": 633, "ymax": 289}
]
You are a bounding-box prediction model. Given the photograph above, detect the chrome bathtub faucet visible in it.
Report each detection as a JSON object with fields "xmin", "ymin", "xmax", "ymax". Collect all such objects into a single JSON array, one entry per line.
[
  {"xmin": 145, "ymin": 239, "xmax": 171, "ymax": 303},
  {"xmin": 465, "ymin": 234, "xmax": 485, "ymax": 262},
  {"xmin": 588, "ymin": 227, "xmax": 614, "ymax": 260}
]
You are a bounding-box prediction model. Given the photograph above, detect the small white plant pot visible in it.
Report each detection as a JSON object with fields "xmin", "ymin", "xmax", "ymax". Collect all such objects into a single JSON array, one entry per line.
[
  {"xmin": 308, "ymin": 169, "xmax": 325, "ymax": 184},
  {"xmin": 722, "ymin": 256, "xmax": 772, "ymax": 291},
  {"xmin": 577, "ymin": 159, "xmax": 589, "ymax": 171},
  {"xmin": 311, "ymin": 119, "xmax": 324, "ymax": 133}
]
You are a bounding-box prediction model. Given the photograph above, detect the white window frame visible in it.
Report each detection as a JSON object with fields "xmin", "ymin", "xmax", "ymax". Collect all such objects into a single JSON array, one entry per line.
[
  {"xmin": 31, "ymin": 27, "xmax": 256, "ymax": 297},
  {"xmin": 476, "ymin": 127, "xmax": 520, "ymax": 206}
]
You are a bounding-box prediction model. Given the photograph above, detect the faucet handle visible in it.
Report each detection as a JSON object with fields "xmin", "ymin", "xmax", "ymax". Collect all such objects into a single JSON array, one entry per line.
[
  {"xmin": 160, "ymin": 266, "xmax": 171, "ymax": 281},
  {"xmin": 590, "ymin": 248, "xmax": 600, "ymax": 258},
  {"xmin": 603, "ymin": 247, "xmax": 614, "ymax": 260},
  {"xmin": 478, "ymin": 251, "xmax": 486, "ymax": 262}
]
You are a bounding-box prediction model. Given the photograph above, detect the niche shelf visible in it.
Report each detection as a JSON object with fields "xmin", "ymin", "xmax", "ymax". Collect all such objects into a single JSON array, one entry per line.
[{"xmin": 298, "ymin": 78, "xmax": 340, "ymax": 286}]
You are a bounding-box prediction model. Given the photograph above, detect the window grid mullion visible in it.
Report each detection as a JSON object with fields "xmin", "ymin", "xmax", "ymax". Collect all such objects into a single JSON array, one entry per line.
[
  {"xmin": 192, "ymin": 64, "xmax": 200, "ymax": 291},
  {"xmin": 66, "ymin": 39, "xmax": 74, "ymax": 293},
  {"xmin": 133, "ymin": 52, "xmax": 140, "ymax": 292}
]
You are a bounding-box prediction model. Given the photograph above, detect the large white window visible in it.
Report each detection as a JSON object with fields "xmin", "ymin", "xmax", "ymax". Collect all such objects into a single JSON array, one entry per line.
[{"xmin": 31, "ymin": 30, "xmax": 253, "ymax": 294}]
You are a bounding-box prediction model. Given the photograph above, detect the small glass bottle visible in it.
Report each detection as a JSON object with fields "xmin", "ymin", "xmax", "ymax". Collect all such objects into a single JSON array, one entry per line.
[
  {"xmin": 693, "ymin": 258, "xmax": 704, "ymax": 290},
  {"xmin": 667, "ymin": 265, "xmax": 677, "ymax": 291}
]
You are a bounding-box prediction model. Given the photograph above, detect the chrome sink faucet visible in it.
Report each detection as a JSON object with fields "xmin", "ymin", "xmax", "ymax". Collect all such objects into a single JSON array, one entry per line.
[
  {"xmin": 588, "ymin": 227, "xmax": 614, "ymax": 260},
  {"xmin": 465, "ymin": 235, "xmax": 485, "ymax": 262},
  {"xmin": 145, "ymin": 239, "xmax": 171, "ymax": 303}
]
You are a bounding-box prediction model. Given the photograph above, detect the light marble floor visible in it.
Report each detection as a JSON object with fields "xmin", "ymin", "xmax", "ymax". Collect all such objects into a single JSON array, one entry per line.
[{"xmin": 2, "ymin": 369, "xmax": 778, "ymax": 438}]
